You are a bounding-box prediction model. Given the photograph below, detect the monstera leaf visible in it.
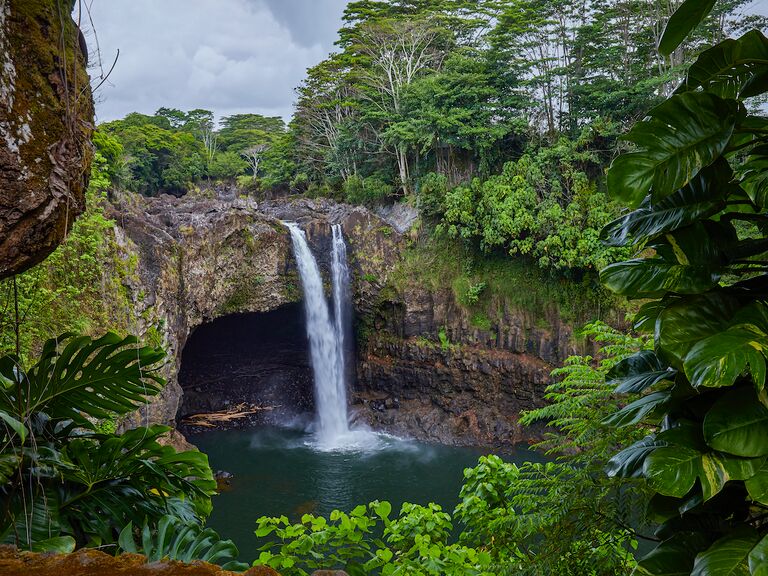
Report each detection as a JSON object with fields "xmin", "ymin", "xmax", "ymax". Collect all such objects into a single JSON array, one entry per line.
[
  {"xmin": 606, "ymin": 92, "xmax": 739, "ymax": 207},
  {"xmin": 659, "ymin": 0, "xmax": 716, "ymax": 56},
  {"xmin": 0, "ymin": 333, "xmax": 165, "ymax": 426}
]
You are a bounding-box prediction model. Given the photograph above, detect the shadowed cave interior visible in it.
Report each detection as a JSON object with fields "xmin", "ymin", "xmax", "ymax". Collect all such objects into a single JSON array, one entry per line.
[{"xmin": 177, "ymin": 303, "xmax": 315, "ymax": 426}]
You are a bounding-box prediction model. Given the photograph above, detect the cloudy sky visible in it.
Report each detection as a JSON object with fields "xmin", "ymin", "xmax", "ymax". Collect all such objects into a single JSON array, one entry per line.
[
  {"xmin": 83, "ymin": 0, "xmax": 349, "ymax": 124},
  {"xmin": 82, "ymin": 0, "xmax": 768, "ymax": 125}
]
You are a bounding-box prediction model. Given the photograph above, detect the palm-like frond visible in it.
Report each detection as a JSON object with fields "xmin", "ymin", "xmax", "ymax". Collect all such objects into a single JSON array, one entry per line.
[
  {"xmin": 0, "ymin": 333, "xmax": 165, "ymax": 427},
  {"xmin": 118, "ymin": 515, "xmax": 248, "ymax": 571}
]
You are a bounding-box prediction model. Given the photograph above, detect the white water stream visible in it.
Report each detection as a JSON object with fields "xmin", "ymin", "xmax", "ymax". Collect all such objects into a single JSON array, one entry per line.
[{"xmin": 286, "ymin": 222, "xmax": 362, "ymax": 449}]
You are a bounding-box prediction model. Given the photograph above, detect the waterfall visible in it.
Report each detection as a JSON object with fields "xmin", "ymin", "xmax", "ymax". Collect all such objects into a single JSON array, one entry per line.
[
  {"xmin": 331, "ymin": 224, "xmax": 352, "ymax": 393},
  {"xmin": 286, "ymin": 222, "xmax": 349, "ymax": 445}
]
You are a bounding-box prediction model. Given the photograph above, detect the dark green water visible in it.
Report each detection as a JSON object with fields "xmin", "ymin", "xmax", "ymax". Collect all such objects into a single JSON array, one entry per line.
[{"xmin": 189, "ymin": 425, "xmax": 540, "ymax": 561}]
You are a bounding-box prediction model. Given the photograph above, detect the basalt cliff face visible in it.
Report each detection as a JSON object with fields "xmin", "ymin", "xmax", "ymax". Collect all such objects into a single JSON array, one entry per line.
[{"xmin": 113, "ymin": 193, "xmax": 594, "ymax": 447}]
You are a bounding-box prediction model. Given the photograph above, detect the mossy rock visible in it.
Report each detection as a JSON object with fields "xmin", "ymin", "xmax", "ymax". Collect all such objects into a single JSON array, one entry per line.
[{"xmin": 0, "ymin": 0, "xmax": 94, "ymax": 278}]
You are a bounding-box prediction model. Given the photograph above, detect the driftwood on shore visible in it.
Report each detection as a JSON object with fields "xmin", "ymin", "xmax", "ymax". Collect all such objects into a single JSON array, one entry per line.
[{"xmin": 181, "ymin": 403, "xmax": 278, "ymax": 427}]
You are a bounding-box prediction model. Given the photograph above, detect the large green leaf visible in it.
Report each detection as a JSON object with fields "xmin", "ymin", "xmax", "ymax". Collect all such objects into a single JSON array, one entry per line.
[
  {"xmin": 608, "ymin": 350, "xmax": 676, "ymax": 394},
  {"xmin": 691, "ymin": 527, "xmax": 758, "ymax": 576},
  {"xmin": 659, "ymin": 0, "xmax": 716, "ymax": 56},
  {"xmin": 698, "ymin": 452, "xmax": 765, "ymax": 501},
  {"xmin": 606, "ymin": 435, "xmax": 665, "ymax": 478},
  {"xmin": 601, "ymin": 160, "xmax": 730, "ymax": 247},
  {"xmin": 684, "ymin": 325, "xmax": 768, "ymax": 390},
  {"xmin": 636, "ymin": 533, "xmax": 711, "ymax": 576},
  {"xmin": 0, "ymin": 333, "xmax": 165, "ymax": 425},
  {"xmin": 739, "ymin": 149, "xmax": 768, "ymax": 210},
  {"xmin": 607, "ymin": 93, "xmax": 738, "ymax": 207},
  {"xmin": 644, "ymin": 446, "xmax": 701, "ymax": 498},
  {"xmin": 601, "ymin": 258, "xmax": 720, "ymax": 298},
  {"xmin": 703, "ymin": 388, "xmax": 768, "ymax": 457},
  {"xmin": 118, "ymin": 515, "xmax": 247, "ymax": 570},
  {"xmin": 680, "ymin": 31, "xmax": 768, "ymax": 98},
  {"xmin": 749, "ymin": 534, "xmax": 768, "ymax": 576},
  {"xmin": 657, "ymin": 292, "xmax": 742, "ymax": 368},
  {"xmin": 745, "ymin": 462, "xmax": 768, "ymax": 505},
  {"xmin": 603, "ymin": 391, "xmax": 671, "ymax": 428},
  {"xmin": 0, "ymin": 409, "xmax": 27, "ymax": 442}
]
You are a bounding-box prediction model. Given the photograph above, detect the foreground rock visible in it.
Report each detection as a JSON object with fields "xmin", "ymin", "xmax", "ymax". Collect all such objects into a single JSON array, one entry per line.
[
  {"xmin": 0, "ymin": 547, "xmax": 279, "ymax": 576},
  {"xmin": 0, "ymin": 1, "xmax": 94, "ymax": 278}
]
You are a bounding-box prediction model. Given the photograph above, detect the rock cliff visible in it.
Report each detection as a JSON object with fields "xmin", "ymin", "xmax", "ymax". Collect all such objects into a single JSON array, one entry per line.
[{"xmin": 113, "ymin": 193, "xmax": 599, "ymax": 447}]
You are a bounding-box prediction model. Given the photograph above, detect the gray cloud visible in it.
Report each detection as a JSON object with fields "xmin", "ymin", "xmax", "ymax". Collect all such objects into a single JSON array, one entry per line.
[
  {"xmin": 83, "ymin": 0, "xmax": 350, "ymax": 124},
  {"xmin": 80, "ymin": 0, "xmax": 768, "ymax": 124},
  {"xmin": 261, "ymin": 0, "xmax": 349, "ymax": 49}
]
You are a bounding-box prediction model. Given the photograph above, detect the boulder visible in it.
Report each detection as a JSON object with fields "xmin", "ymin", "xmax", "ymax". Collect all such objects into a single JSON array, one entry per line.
[{"xmin": 0, "ymin": 0, "xmax": 94, "ymax": 278}]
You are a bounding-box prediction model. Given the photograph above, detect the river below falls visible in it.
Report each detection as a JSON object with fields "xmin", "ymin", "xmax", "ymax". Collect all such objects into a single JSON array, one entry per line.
[{"xmin": 188, "ymin": 425, "xmax": 542, "ymax": 562}]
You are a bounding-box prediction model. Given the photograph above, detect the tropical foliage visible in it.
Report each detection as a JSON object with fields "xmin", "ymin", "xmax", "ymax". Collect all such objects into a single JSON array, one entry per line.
[
  {"xmin": 251, "ymin": 323, "xmax": 652, "ymax": 575},
  {"xmin": 118, "ymin": 514, "xmax": 248, "ymax": 571},
  {"xmin": 0, "ymin": 333, "xmax": 216, "ymax": 552},
  {"xmin": 599, "ymin": 4, "xmax": 768, "ymax": 573}
]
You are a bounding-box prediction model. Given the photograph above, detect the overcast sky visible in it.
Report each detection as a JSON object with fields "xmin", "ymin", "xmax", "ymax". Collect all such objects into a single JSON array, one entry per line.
[
  {"xmin": 84, "ymin": 0, "xmax": 350, "ymax": 124},
  {"xmin": 82, "ymin": 0, "xmax": 768, "ymax": 125}
]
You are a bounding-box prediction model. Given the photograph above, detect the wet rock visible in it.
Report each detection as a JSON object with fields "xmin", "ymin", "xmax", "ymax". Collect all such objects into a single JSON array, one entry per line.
[{"xmin": 0, "ymin": 1, "xmax": 94, "ymax": 278}]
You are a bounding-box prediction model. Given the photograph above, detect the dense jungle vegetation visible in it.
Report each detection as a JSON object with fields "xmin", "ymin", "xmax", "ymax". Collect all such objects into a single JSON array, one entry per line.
[{"xmin": 3, "ymin": 0, "xmax": 768, "ymax": 574}]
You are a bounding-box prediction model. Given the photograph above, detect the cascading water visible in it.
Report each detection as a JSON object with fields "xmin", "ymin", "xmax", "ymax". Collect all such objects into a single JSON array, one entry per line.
[
  {"xmin": 331, "ymin": 224, "xmax": 352, "ymax": 391},
  {"xmin": 286, "ymin": 222, "xmax": 349, "ymax": 446}
]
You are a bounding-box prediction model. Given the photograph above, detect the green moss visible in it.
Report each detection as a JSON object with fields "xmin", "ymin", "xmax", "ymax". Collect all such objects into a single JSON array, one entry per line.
[
  {"xmin": 390, "ymin": 235, "xmax": 626, "ymax": 328},
  {"xmin": 470, "ymin": 312, "xmax": 493, "ymax": 331},
  {"xmin": 219, "ymin": 275, "xmax": 265, "ymax": 315}
]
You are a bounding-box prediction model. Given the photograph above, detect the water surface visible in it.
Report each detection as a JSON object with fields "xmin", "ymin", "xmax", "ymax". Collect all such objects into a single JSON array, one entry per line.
[{"xmin": 190, "ymin": 425, "xmax": 540, "ymax": 561}]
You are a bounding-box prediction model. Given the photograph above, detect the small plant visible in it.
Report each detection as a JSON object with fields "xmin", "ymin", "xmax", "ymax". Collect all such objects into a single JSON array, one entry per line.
[
  {"xmin": 118, "ymin": 515, "xmax": 248, "ymax": 571},
  {"xmin": 438, "ymin": 327, "xmax": 451, "ymax": 350}
]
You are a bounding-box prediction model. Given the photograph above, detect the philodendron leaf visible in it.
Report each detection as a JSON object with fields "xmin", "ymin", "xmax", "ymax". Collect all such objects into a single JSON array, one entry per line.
[
  {"xmin": 606, "ymin": 435, "xmax": 666, "ymax": 479},
  {"xmin": 607, "ymin": 92, "xmax": 738, "ymax": 208},
  {"xmin": 680, "ymin": 30, "xmax": 768, "ymax": 99},
  {"xmin": 698, "ymin": 452, "xmax": 765, "ymax": 501},
  {"xmin": 659, "ymin": 0, "xmax": 716, "ymax": 56},
  {"xmin": 603, "ymin": 391, "xmax": 671, "ymax": 428},
  {"xmin": 657, "ymin": 292, "xmax": 742, "ymax": 369},
  {"xmin": 30, "ymin": 536, "xmax": 76, "ymax": 554},
  {"xmin": 643, "ymin": 446, "xmax": 701, "ymax": 498},
  {"xmin": 601, "ymin": 160, "xmax": 730, "ymax": 247},
  {"xmin": 601, "ymin": 259, "xmax": 720, "ymax": 298},
  {"xmin": 745, "ymin": 462, "xmax": 768, "ymax": 506},
  {"xmin": 684, "ymin": 325, "xmax": 768, "ymax": 390},
  {"xmin": 691, "ymin": 527, "xmax": 758, "ymax": 576},
  {"xmin": 749, "ymin": 534, "xmax": 768, "ymax": 576},
  {"xmin": 608, "ymin": 350, "xmax": 676, "ymax": 394},
  {"xmin": 636, "ymin": 533, "xmax": 711, "ymax": 576},
  {"xmin": 0, "ymin": 410, "xmax": 27, "ymax": 442},
  {"xmin": 704, "ymin": 388, "xmax": 768, "ymax": 457},
  {"xmin": 738, "ymin": 149, "xmax": 768, "ymax": 210}
]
